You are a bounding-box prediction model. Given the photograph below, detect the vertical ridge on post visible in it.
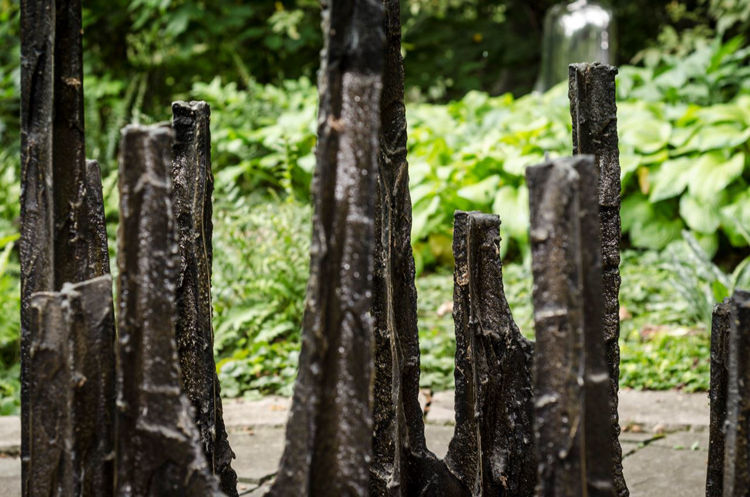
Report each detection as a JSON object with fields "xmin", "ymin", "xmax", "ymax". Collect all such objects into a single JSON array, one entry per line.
[
  {"xmin": 574, "ymin": 157, "xmax": 616, "ymax": 496},
  {"xmin": 116, "ymin": 125, "xmax": 222, "ymax": 497},
  {"xmin": 706, "ymin": 299, "xmax": 731, "ymax": 497},
  {"xmin": 20, "ymin": 1, "xmax": 56, "ymax": 489},
  {"xmin": 527, "ymin": 159, "xmax": 586, "ymax": 497},
  {"xmin": 53, "ymin": 0, "xmax": 89, "ymax": 287},
  {"xmin": 171, "ymin": 101, "xmax": 238, "ymax": 497},
  {"xmin": 445, "ymin": 211, "xmax": 535, "ymax": 497},
  {"xmin": 370, "ymin": 0, "xmax": 432, "ymax": 494},
  {"xmin": 82, "ymin": 159, "xmax": 112, "ymax": 278},
  {"xmin": 28, "ymin": 275, "xmax": 115, "ymax": 497},
  {"xmin": 569, "ymin": 62, "xmax": 627, "ymax": 497},
  {"xmin": 267, "ymin": 1, "xmax": 384, "ymax": 495},
  {"xmin": 722, "ymin": 290, "xmax": 750, "ymax": 496}
]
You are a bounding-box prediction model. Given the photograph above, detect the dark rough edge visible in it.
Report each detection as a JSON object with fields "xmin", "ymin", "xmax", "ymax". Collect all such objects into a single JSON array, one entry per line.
[
  {"xmin": 706, "ymin": 299, "xmax": 731, "ymax": 497},
  {"xmin": 115, "ymin": 124, "xmax": 223, "ymax": 497},
  {"xmin": 28, "ymin": 275, "xmax": 115, "ymax": 497},
  {"xmin": 527, "ymin": 159, "xmax": 586, "ymax": 497},
  {"xmin": 370, "ymin": 0, "xmax": 433, "ymax": 495},
  {"xmin": 83, "ymin": 160, "xmax": 113, "ymax": 278},
  {"xmin": 444, "ymin": 211, "xmax": 535, "ymax": 497},
  {"xmin": 171, "ymin": 101, "xmax": 238, "ymax": 497},
  {"xmin": 20, "ymin": 1, "xmax": 56, "ymax": 490},
  {"xmin": 265, "ymin": 1, "xmax": 383, "ymax": 495},
  {"xmin": 573, "ymin": 157, "xmax": 617, "ymax": 496},
  {"xmin": 722, "ymin": 290, "xmax": 750, "ymax": 496},
  {"xmin": 569, "ymin": 62, "xmax": 627, "ymax": 497}
]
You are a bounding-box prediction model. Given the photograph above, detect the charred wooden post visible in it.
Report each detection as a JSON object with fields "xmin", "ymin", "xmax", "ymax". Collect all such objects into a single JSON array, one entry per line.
[
  {"xmin": 569, "ymin": 62, "xmax": 627, "ymax": 497},
  {"xmin": 722, "ymin": 290, "xmax": 750, "ymax": 496},
  {"xmin": 706, "ymin": 299, "xmax": 731, "ymax": 497},
  {"xmin": 527, "ymin": 158, "xmax": 586, "ymax": 497},
  {"xmin": 171, "ymin": 101, "xmax": 238, "ymax": 497},
  {"xmin": 20, "ymin": 1, "xmax": 56, "ymax": 486},
  {"xmin": 21, "ymin": 1, "xmax": 111, "ymax": 490},
  {"xmin": 266, "ymin": 2, "xmax": 384, "ymax": 495},
  {"xmin": 370, "ymin": 0, "xmax": 433, "ymax": 494},
  {"xmin": 116, "ymin": 124, "xmax": 222, "ymax": 496},
  {"xmin": 28, "ymin": 275, "xmax": 115, "ymax": 497},
  {"xmin": 573, "ymin": 158, "xmax": 617, "ymax": 496},
  {"xmin": 444, "ymin": 211, "xmax": 536, "ymax": 496}
]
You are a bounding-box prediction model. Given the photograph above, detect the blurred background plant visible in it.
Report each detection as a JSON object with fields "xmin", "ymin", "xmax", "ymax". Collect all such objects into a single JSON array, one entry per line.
[{"xmin": 0, "ymin": 0, "xmax": 748, "ymax": 409}]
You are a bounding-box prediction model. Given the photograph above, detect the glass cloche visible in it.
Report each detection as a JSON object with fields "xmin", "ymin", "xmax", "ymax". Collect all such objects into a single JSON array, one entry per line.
[{"xmin": 535, "ymin": 0, "xmax": 616, "ymax": 92}]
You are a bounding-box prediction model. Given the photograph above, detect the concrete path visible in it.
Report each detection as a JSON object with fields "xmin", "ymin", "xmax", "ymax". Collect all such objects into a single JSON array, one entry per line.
[{"xmin": 0, "ymin": 389, "xmax": 711, "ymax": 496}]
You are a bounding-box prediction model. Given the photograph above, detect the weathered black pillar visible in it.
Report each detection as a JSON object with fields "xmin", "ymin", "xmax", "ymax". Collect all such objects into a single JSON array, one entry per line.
[
  {"xmin": 527, "ymin": 158, "xmax": 586, "ymax": 497},
  {"xmin": 171, "ymin": 101, "xmax": 238, "ymax": 497},
  {"xmin": 21, "ymin": 1, "xmax": 111, "ymax": 491},
  {"xmin": 28, "ymin": 275, "xmax": 115, "ymax": 497},
  {"xmin": 444, "ymin": 211, "xmax": 536, "ymax": 496},
  {"xmin": 20, "ymin": 1, "xmax": 56, "ymax": 487},
  {"xmin": 574, "ymin": 158, "xmax": 617, "ymax": 496},
  {"xmin": 266, "ymin": 2, "xmax": 384, "ymax": 495},
  {"xmin": 116, "ymin": 124, "xmax": 222, "ymax": 497},
  {"xmin": 569, "ymin": 62, "xmax": 627, "ymax": 497},
  {"xmin": 706, "ymin": 299, "xmax": 731, "ymax": 497},
  {"xmin": 722, "ymin": 290, "xmax": 750, "ymax": 496},
  {"xmin": 370, "ymin": 0, "xmax": 433, "ymax": 494}
]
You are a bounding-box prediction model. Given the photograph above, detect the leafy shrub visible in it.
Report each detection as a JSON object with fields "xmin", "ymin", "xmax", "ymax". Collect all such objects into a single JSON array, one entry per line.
[{"xmin": 211, "ymin": 196, "xmax": 311, "ymax": 398}]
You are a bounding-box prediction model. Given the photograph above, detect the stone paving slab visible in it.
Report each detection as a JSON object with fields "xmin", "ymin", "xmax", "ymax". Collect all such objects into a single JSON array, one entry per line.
[{"xmin": 0, "ymin": 390, "xmax": 714, "ymax": 496}]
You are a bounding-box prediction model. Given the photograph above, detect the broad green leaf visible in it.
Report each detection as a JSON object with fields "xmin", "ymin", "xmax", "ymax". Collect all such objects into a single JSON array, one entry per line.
[
  {"xmin": 456, "ymin": 175, "xmax": 499, "ymax": 204},
  {"xmin": 688, "ymin": 151, "xmax": 745, "ymax": 201},
  {"xmin": 679, "ymin": 194, "xmax": 720, "ymax": 233},
  {"xmin": 681, "ymin": 125, "xmax": 750, "ymax": 152},
  {"xmin": 620, "ymin": 120, "xmax": 671, "ymax": 154},
  {"xmin": 492, "ymin": 185, "xmax": 529, "ymax": 239},
  {"xmin": 650, "ymin": 158, "xmax": 694, "ymax": 202}
]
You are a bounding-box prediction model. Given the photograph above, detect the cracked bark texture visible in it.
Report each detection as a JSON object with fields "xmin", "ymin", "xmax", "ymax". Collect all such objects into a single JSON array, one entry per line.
[
  {"xmin": 527, "ymin": 159, "xmax": 586, "ymax": 497},
  {"xmin": 722, "ymin": 290, "xmax": 750, "ymax": 496},
  {"xmin": 116, "ymin": 124, "xmax": 223, "ymax": 497},
  {"xmin": 444, "ymin": 211, "xmax": 536, "ymax": 497},
  {"xmin": 266, "ymin": 1, "xmax": 383, "ymax": 495},
  {"xmin": 706, "ymin": 299, "xmax": 731, "ymax": 497},
  {"xmin": 28, "ymin": 275, "xmax": 115, "ymax": 497},
  {"xmin": 21, "ymin": 1, "xmax": 112, "ymax": 492},
  {"xmin": 369, "ymin": 0, "xmax": 432, "ymax": 495},
  {"xmin": 171, "ymin": 101, "xmax": 238, "ymax": 497},
  {"xmin": 569, "ymin": 62, "xmax": 627, "ymax": 497},
  {"xmin": 573, "ymin": 158, "xmax": 617, "ymax": 497}
]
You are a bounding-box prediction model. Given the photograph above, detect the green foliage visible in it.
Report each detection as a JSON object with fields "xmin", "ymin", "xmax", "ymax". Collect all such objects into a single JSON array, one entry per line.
[{"xmin": 211, "ymin": 197, "xmax": 310, "ymax": 398}]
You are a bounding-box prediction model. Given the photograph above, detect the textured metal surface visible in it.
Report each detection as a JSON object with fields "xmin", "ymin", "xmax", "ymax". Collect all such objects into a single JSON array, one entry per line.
[
  {"xmin": 722, "ymin": 290, "xmax": 750, "ymax": 496},
  {"xmin": 445, "ymin": 211, "xmax": 536, "ymax": 497},
  {"xmin": 574, "ymin": 158, "xmax": 617, "ymax": 497},
  {"xmin": 369, "ymin": 0, "xmax": 432, "ymax": 494},
  {"xmin": 527, "ymin": 159, "xmax": 586, "ymax": 497},
  {"xmin": 115, "ymin": 124, "xmax": 222, "ymax": 496},
  {"xmin": 266, "ymin": 1, "xmax": 384, "ymax": 495},
  {"xmin": 28, "ymin": 275, "xmax": 115, "ymax": 497},
  {"xmin": 706, "ymin": 299, "xmax": 731, "ymax": 497},
  {"xmin": 569, "ymin": 62, "xmax": 627, "ymax": 497},
  {"xmin": 171, "ymin": 101, "xmax": 238, "ymax": 497},
  {"xmin": 20, "ymin": 2, "xmax": 111, "ymax": 493}
]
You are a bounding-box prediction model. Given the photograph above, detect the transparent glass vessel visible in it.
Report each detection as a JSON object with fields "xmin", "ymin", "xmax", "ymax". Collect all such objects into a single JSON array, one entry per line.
[{"xmin": 535, "ymin": 0, "xmax": 616, "ymax": 92}]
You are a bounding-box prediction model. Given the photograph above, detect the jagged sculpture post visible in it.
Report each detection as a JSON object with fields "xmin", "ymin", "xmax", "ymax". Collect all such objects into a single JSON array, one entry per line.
[
  {"xmin": 527, "ymin": 158, "xmax": 587, "ymax": 497},
  {"xmin": 28, "ymin": 276, "xmax": 115, "ymax": 497},
  {"xmin": 20, "ymin": 1, "xmax": 113, "ymax": 493},
  {"xmin": 171, "ymin": 101, "xmax": 238, "ymax": 496},
  {"xmin": 721, "ymin": 291, "xmax": 750, "ymax": 496},
  {"xmin": 115, "ymin": 124, "xmax": 223, "ymax": 496},
  {"xmin": 266, "ymin": 1, "xmax": 384, "ymax": 495},
  {"xmin": 706, "ymin": 299, "xmax": 731, "ymax": 497},
  {"xmin": 445, "ymin": 211, "xmax": 536, "ymax": 496},
  {"xmin": 370, "ymin": 0, "xmax": 433, "ymax": 494},
  {"xmin": 569, "ymin": 62, "xmax": 627, "ymax": 497}
]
